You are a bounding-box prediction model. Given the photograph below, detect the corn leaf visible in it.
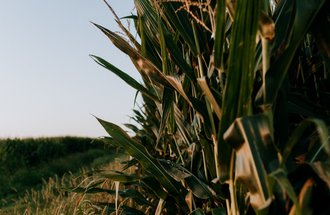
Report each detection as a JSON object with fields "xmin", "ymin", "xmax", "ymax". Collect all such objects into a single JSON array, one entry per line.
[
  {"xmin": 309, "ymin": 161, "xmax": 330, "ymax": 188},
  {"xmin": 159, "ymin": 159, "xmax": 216, "ymax": 200},
  {"xmin": 160, "ymin": 23, "xmax": 196, "ymax": 81},
  {"xmin": 135, "ymin": 0, "xmax": 159, "ymax": 46},
  {"xmin": 211, "ymin": 208, "xmax": 226, "ymax": 215},
  {"xmin": 283, "ymin": 118, "xmax": 330, "ymax": 163},
  {"xmin": 90, "ymin": 55, "xmax": 158, "ymax": 102},
  {"xmin": 190, "ymin": 208, "xmax": 205, "ymax": 215},
  {"xmin": 296, "ymin": 179, "xmax": 314, "ymax": 215},
  {"xmin": 200, "ymin": 137, "xmax": 217, "ymax": 180},
  {"xmin": 97, "ymin": 117, "xmax": 188, "ymax": 211},
  {"xmin": 258, "ymin": 0, "xmax": 326, "ymax": 105},
  {"xmin": 97, "ymin": 172, "xmax": 140, "ymax": 183},
  {"xmin": 102, "ymin": 0, "xmax": 140, "ymax": 50},
  {"xmin": 93, "ymin": 22, "xmax": 170, "ymax": 90},
  {"xmin": 198, "ymin": 77, "xmax": 222, "ymax": 119},
  {"xmin": 166, "ymin": 76, "xmax": 193, "ymax": 107},
  {"xmin": 92, "ymin": 23, "xmax": 140, "ymax": 61},
  {"xmin": 139, "ymin": 0, "xmax": 196, "ymax": 81},
  {"xmin": 270, "ymin": 168, "xmax": 301, "ymax": 215},
  {"xmin": 213, "ymin": 0, "xmax": 226, "ymax": 69},
  {"xmin": 159, "ymin": 87, "xmax": 174, "ymax": 136},
  {"xmin": 224, "ymin": 114, "xmax": 276, "ymax": 210},
  {"xmin": 161, "ymin": 2, "xmax": 197, "ymax": 55},
  {"xmin": 218, "ymin": 0, "xmax": 261, "ymax": 181},
  {"xmin": 174, "ymin": 104, "xmax": 193, "ymax": 146},
  {"xmin": 141, "ymin": 177, "xmax": 168, "ymax": 200}
]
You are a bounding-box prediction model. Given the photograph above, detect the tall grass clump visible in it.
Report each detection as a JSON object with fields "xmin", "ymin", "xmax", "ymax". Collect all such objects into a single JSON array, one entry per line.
[{"xmin": 87, "ymin": 0, "xmax": 330, "ymax": 214}]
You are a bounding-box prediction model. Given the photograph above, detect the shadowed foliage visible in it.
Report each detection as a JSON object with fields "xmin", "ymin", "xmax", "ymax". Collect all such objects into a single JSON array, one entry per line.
[{"xmin": 88, "ymin": 0, "xmax": 330, "ymax": 214}]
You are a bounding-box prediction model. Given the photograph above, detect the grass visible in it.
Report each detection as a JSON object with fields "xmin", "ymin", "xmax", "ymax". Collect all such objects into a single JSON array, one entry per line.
[
  {"xmin": 0, "ymin": 137, "xmax": 122, "ymax": 208},
  {"xmin": 0, "ymin": 154, "xmax": 129, "ymax": 215}
]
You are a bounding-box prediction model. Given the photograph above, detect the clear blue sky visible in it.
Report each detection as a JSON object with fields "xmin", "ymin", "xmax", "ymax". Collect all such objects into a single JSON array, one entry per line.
[{"xmin": 0, "ymin": 1, "xmax": 140, "ymax": 138}]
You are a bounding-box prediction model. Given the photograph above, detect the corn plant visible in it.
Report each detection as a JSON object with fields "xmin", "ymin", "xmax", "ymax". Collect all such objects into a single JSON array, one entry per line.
[{"xmin": 90, "ymin": 0, "xmax": 330, "ymax": 214}]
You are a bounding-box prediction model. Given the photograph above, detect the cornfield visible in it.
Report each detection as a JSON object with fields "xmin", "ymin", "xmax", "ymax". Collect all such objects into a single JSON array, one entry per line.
[{"xmin": 87, "ymin": 0, "xmax": 329, "ymax": 214}]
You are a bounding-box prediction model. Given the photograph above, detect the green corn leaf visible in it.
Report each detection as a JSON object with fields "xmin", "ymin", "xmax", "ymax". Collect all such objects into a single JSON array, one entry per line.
[
  {"xmin": 90, "ymin": 55, "xmax": 158, "ymax": 102},
  {"xmin": 161, "ymin": 2, "xmax": 197, "ymax": 55},
  {"xmin": 120, "ymin": 189, "xmax": 151, "ymax": 206},
  {"xmin": 135, "ymin": 0, "xmax": 159, "ymax": 46},
  {"xmin": 257, "ymin": 0, "xmax": 326, "ymax": 105},
  {"xmin": 311, "ymin": 1, "xmax": 330, "ymax": 58},
  {"xmin": 297, "ymin": 179, "xmax": 314, "ymax": 215},
  {"xmin": 151, "ymin": 0, "xmax": 196, "ymax": 81},
  {"xmin": 97, "ymin": 172, "xmax": 140, "ymax": 183},
  {"xmin": 101, "ymin": 0, "xmax": 140, "ymax": 50},
  {"xmin": 269, "ymin": 168, "xmax": 301, "ymax": 215},
  {"xmin": 149, "ymin": 1, "xmax": 196, "ymax": 81},
  {"xmin": 159, "ymin": 159, "xmax": 216, "ymax": 200},
  {"xmin": 288, "ymin": 93, "xmax": 329, "ymax": 119},
  {"xmin": 158, "ymin": 159, "xmax": 191, "ymax": 182},
  {"xmin": 161, "ymin": 23, "xmax": 196, "ymax": 81},
  {"xmin": 159, "ymin": 87, "xmax": 175, "ymax": 136},
  {"xmin": 166, "ymin": 76, "xmax": 193, "ymax": 108},
  {"xmin": 309, "ymin": 161, "xmax": 330, "ymax": 188},
  {"xmin": 124, "ymin": 123, "xmax": 140, "ymax": 133},
  {"xmin": 139, "ymin": 13, "xmax": 163, "ymax": 69},
  {"xmin": 283, "ymin": 118, "xmax": 330, "ymax": 163},
  {"xmin": 141, "ymin": 177, "xmax": 168, "ymax": 200},
  {"xmin": 213, "ymin": 0, "xmax": 226, "ymax": 69},
  {"xmin": 92, "ymin": 22, "xmax": 140, "ymax": 61},
  {"xmin": 96, "ymin": 117, "xmax": 188, "ymax": 211},
  {"xmin": 138, "ymin": 14, "xmax": 148, "ymax": 58},
  {"xmin": 190, "ymin": 208, "xmax": 205, "ymax": 215},
  {"xmin": 200, "ymin": 137, "xmax": 217, "ymax": 180},
  {"xmin": 93, "ymin": 22, "xmax": 170, "ymax": 88},
  {"xmin": 158, "ymin": 15, "xmax": 169, "ymax": 76},
  {"xmin": 166, "ymin": 76, "xmax": 209, "ymax": 124},
  {"xmin": 224, "ymin": 114, "xmax": 277, "ymax": 210},
  {"xmin": 173, "ymin": 104, "xmax": 193, "ymax": 146},
  {"xmin": 68, "ymin": 178, "xmax": 105, "ymax": 193},
  {"xmin": 185, "ymin": 176, "xmax": 215, "ymax": 200},
  {"xmin": 198, "ymin": 77, "xmax": 222, "ymax": 119},
  {"xmin": 211, "ymin": 208, "xmax": 226, "ymax": 215},
  {"xmin": 218, "ymin": 0, "xmax": 261, "ymax": 182},
  {"xmin": 89, "ymin": 0, "xmax": 330, "ymax": 213}
]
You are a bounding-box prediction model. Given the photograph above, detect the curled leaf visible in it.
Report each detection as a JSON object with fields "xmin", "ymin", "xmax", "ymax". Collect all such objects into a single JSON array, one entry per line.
[
  {"xmin": 224, "ymin": 114, "xmax": 276, "ymax": 210},
  {"xmin": 259, "ymin": 11, "xmax": 275, "ymax": 40}
]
